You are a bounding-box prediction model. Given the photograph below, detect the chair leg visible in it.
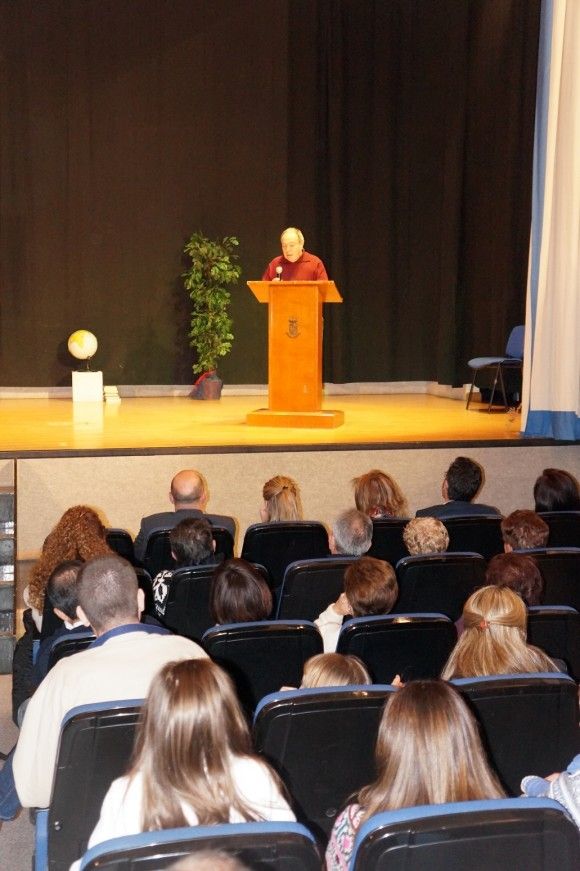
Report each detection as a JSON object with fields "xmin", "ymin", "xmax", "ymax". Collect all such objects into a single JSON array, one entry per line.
[
  {"xmin": 466, "ymin": 373, "xmax": 477, "ymax": 410},
  {"xmin": 498, "ymin": 365, "xmax": 508, "ymax": 411},
  {"xmin": 487, "ymin": 364, "xmax": 501, "ymax": 412}
]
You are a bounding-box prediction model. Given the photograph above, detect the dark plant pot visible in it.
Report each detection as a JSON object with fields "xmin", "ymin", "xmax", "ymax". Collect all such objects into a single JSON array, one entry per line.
[{"xmin": 190, "ymin": 371, "xmax": 223, "ymax": 401}]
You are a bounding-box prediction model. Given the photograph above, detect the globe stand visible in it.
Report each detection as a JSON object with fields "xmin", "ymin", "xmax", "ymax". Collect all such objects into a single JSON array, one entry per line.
[{"xmin": 72, "ymin": 369, "xmax": 103, "ymax": 402}]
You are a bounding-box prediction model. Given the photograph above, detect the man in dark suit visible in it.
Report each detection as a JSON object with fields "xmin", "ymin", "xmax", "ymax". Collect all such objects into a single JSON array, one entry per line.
[
  {"xmin": 134, "ymin": 469, "xmax": 236, "ymax": 562},
  {"xmin": 416, "ymin": 456, "xmax": 500, "ymax": 519}
]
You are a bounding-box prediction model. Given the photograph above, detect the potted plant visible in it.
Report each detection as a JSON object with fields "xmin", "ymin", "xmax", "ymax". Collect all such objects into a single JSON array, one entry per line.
[{"xmin": 182, "ymin": 232, "xmax": 242, "ymax": 399}]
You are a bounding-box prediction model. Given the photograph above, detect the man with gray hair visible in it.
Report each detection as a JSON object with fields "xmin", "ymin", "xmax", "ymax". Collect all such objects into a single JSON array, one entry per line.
[
  {"xmin": 262, "ymin": 227, "xmax": 328, "ymax": 281},
  {"xmin": 330, "ymin": 508, "xmax": 373, "ymax": 556}
]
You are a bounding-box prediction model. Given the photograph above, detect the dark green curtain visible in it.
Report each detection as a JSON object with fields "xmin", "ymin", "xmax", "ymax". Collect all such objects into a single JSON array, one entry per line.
[{"xmin": 0, "ymin": 0, "xmax": 540, "ymax": 386}]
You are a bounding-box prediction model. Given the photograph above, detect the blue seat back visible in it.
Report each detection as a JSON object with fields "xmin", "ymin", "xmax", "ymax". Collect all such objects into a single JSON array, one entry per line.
[
  {"xmin": 144, "ymin": 526, "xmax": 234, "ymax": 577},
  {"xmin": 46, "ymin": 629, "xmax": 96, "ymax": 672},
  {"xmin": 394, "ymin": 553, "xmax": 486, "ymax": 621},
  {"xmin": 277, "ymin": 556, "xmax": 357, "ymax": 620},
  {"xmin": 505, "ymin": 324, "xmax": 525, "ymax": 358},
  {"xmin": 241, "ymin": 522, "xmax": 329, "ymax": 588}
]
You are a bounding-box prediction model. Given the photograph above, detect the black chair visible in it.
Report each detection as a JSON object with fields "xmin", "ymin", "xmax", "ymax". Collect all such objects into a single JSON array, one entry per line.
[
  {"xmin": 254, "ymin": 685, "xmax": 393, "ymax": 841},
  {"xmin": 35, "ymin": 698, "xmax": 143, "ymax": 871},
  {"xmin": 452, "ymin": 673, "xmax": 579, "ymax": 795},
  {"xmin": 519, "ymin": 547, "xmax": 580, "ymax": 610},
  {"xmin": 105, "ymin": 529, "xmax": 136, "ymax": 564},
  {"xmin": 277, "ymin": 556, "xmax": 358, "ymax": 621},
  {"xmin": 241, "ymin": 522, "xmax": 329, "ymax": 589},
  {"xmin": 394, "ymin": 552, "xmax": 486, "ymax": 621},
  {"xmin": 442, "ymin": 516, "xmax": 504, "ymax": 560},
  {"xmin": 527, "ymin": 605, "xmax": 580, "ymax": 681},
  {"xmin": 46, "ymin": 630, "xmax": 96, "ymax": 672},
  {"xmin": 79, "ymin": 821, "xmax": 321, "ymax": 871},
  {"xmin": 466, "ymin": 324, "xmax": 524, "ymax": 411},
  {"xmin": 203, "ymin": 620, "xmax": 323, "ymax": 713},
  {"xmin": 367, "ymin": 518, "xmax": 409, "ymax": 565},
  {"xmin": 350, "ymin": 798, "xmax": 579, "ymax": 871},
  {"xmin": 143, "ymin": 526, "xmax": 234, "ymax": 577},
  {"xmin": 336, "ymin": 614, "xmax": 457, "ymax": 684},
  {"xmin": 538, "ymin": 512, "xmax": 580, "ymax": 548}
]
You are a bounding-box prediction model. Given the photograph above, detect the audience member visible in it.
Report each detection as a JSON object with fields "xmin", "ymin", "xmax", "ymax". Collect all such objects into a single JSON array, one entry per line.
[
  {"xmin": 416, "ymin": 456, "xmax": 500, "ymax": 519},
  {"xmin": 300, "ymin": 653, "xmax": 371, "ymax": 688},
  {"xmin": 79, "ymin": 659, "xmax": 294, "ymax": 863},
  {"xmin": 33, "ymin": 560, "xmax": 86, "ymax": 684},
  {"xmin": 352, "ymin": 469, "xmax": 408, "ymax": 519},
  {"xmin": 26, "ymin": 505, "xmax": 113, "ymax": 629},
  {"xmin": 533, "ymin": 468, "xmax": 580, "ymax": 513},
  {"xmin": 521, "ymin": 755, "xmax": 580, "ymax": 830},
  {"xmin": 134, "ymin": 469, "xmax": 236, "ymax": 563},
  {"xmin": 485, "ymin": 552, "xmax": 543, "ymax": 606},
  {"xmin": 7, "ymin": 556, "xmax": 207, "ymax": 814},
  {"xmin": 329, "ymin": 509, "xmax": 373, "ymax": 556},
  {"xmin": 210, "ymin": 559, "xmax": 272, "ymax": 624},
  {"xmin": 403, "ymin": 517, "xmax": 449, "ymax": 555},
  {"xmin": 315, "ymin": 556, "xmax": 398, "ymax": 652},
  {"xmin": 501, "ymin": 510, "xmax": 549, "ymax": 551},
  {"xmin": 260, "ymin": 475, "xmax": 303, "ymax": 522},
  {"xmin": 441, "ymin": 585, "xmax": 557, "ymax": 680},
  {"xmin": 152, "ymin": 518, "xmax": 219, "ymax": 620},
  {"xmin": 325, "ymin": 680, "xmax": 504, "ymax": 869}
]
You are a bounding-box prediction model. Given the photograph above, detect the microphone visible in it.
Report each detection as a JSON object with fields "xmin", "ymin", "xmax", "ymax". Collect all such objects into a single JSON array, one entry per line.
[{"xmin": 275, "ymin": 265, "xmax": 283, "ymax": 281}]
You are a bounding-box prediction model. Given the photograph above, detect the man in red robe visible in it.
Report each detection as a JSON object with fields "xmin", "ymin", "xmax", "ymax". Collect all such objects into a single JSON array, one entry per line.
[{"xmin": 262, "ymin": 227, "xmax": 328, "ymax": 281}]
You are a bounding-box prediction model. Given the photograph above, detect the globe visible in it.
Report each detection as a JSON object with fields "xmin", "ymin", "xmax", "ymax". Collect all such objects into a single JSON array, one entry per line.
[{"xmin": 68, "ymin": 330, "xmax": 98, "ymax": 361}]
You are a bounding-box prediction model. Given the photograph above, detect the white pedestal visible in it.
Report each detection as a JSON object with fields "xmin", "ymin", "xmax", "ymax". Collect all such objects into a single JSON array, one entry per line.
[{"xmin": 72, "ymin": 370, "xmax": 103, "ymax": 403}]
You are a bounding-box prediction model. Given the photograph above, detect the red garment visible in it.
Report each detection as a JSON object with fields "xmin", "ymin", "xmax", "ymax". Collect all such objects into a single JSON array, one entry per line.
[{"xmin": 262, "ymin": 251, "xmax": 328, "ymax": 281}]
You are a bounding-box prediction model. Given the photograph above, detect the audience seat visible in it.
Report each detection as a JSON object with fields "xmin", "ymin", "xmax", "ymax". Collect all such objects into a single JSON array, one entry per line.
[
  {"xmin": 46, "ymin": 630, "xmax": 96, "ymax": 673},
  {"xmin": 78, "ymin": 821, "xmax": 322, "ymax": 871},
  {"xmin": 538, "ymin": 511, "xmax": 580, "ymax": 548},
  {"xmin": 143, "ymin": 526, "xmax": 234, "ymax": 577},
  {"xmin": 34, "ymin": 698, "xmax": 143, "ymax": 871},
  {"xmin": 518, "ymin": 547, "xmax": 580, "ymax": 610},
  {"xmin": 276, "ymin": 556, "xmax": 358, "ymax": 621},
  {"xmin": 451, "ymin": 673, "xmax": 579, "ymax": 795},
  {"xmin": 442, "ymin": 516, "xmax": 504, "ymax": 560},
  {"xmin": 394, "ymin": 552, "xmax": 486, "ymax": 621},
  {"xmin": 254, "ymin": 685, "xmax": 394, "ymax": 841},
  {"xmin": 241, "ymin": 522, "xmax": 329, "ymax": 589},
  {"xmin": 350, "ymin": 798, "xmax": 579, "ymax": 871},
  {"xmin": 336, "ymin": 614, "xmax": 457, "ymax": 683},
  {"xmin": 203, "ymin": 620, "xmax": 323, "ymax": 713},
  {"xmin": 105, "ymin": 529, "xmax": 136, "ymax": 565},
  {"xmin": 527, "ymin": 605, "xmax": 580, "ymax": 681},
  {"xmin": 366, "ymin": 518, "xmax": 409, "ymax": 566}
]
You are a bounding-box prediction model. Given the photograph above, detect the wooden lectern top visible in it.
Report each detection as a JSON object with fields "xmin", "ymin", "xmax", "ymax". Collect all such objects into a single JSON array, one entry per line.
[{"xmin": 247, "ymin": 280, "xmax": 342, "ymax": 304}]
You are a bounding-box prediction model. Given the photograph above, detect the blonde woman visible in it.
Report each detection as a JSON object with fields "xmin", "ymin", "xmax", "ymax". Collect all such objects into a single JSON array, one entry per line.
[
  {"xmin": 300, "ymin": 653, "xmax": 371, "ymax": 688},
  {"xmin": 326, "ymin": 680, "xmax": 504, "ymax": 869},
  {"xmin": 81, "ymin": 660, "xmax": 294, "ymax": 859},
  {"xmin": 352, "ymin": 469, "xmax": 408, "ymax": 519},
  {"xmin": 260, "ymin": 475, "xmax": 303, "ymax": 522},
  {"xmin": 403, "ymin": 517, "xmax": 449, "ymax": 555},
  {"xmin": 441, "ymin": 585, "xmax": 558, "ymax": 680}
]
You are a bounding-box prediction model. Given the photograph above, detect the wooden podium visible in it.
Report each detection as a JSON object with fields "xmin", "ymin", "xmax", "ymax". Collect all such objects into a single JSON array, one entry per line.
[{"xmin": 246, "ymin": 280, "xmax": 344, "ymax": 428}]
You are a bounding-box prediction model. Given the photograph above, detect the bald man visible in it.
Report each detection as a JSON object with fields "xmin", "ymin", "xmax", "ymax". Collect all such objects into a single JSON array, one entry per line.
[
  {"xmin": 134, "ymin": 469, "xmax": 236, "ymax": 562},
  {"xmin": 262, "ymin": 227, "xmax": 328, "ymax": 281}
]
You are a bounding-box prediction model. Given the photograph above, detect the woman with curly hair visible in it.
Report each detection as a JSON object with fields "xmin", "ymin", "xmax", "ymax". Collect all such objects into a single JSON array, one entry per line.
[
  {"xmin": 352, "ymin": 469, "xmax": 408, "ymax": 519},
  {"xmin": 26, "ymin": 505, "xmax": 113, "ymax": 627}
]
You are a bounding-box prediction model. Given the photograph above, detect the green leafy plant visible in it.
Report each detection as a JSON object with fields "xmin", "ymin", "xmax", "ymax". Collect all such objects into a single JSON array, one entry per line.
[{"xmin": 182, "ymin": 232, "xmax": 242, "ymax": 376}]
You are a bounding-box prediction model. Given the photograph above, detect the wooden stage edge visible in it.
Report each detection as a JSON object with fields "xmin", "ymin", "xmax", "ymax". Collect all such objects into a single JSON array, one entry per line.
[{"xmin": 0, "ymin": 393, "xmax": 575, "ymax": 458}]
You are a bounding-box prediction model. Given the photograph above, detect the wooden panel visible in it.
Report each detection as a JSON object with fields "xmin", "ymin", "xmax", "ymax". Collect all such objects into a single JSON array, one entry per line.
[{"xmin": 268, "ymin": 284, "xmax": 323, "ymax": 411}]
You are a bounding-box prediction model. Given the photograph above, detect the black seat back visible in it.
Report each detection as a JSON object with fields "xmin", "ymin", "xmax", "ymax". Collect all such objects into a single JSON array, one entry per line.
[
  {"xmin": 203, "ymin": 621, "xmax": 323, "ymax": 713},
  {"xmin": 538, "ymin": 511, "xmax": 580, "ymax": 548},
  {"xmin": 143, "ymin": 526, "xmax": 233, "ymax": 577},
  {"xmin": 394, "ymin": 553, "xmax": 486, "ymax": 621},
  {"xmin": 527, "ymin": 606, "xmax": 580, "ymax": 681},
  {"xmin": 46, "ymin": 630, "xmax": 96, "ymax": 672},
  {"xmin": 367, "ymin": 518, "xmax": 409, "ymax": 565},
  {"xmin": 277, "ymin": 557, "xmax": 357, "ymax": 621},
  {"xmin": 442, "ymin": 516, "xmax": 504, "ymax": 559},
  {"xmin": 521, "ymin": 547, "xmax": 580, "ymax": 610},
  {"xmin": 105, "ymin": 528, "xmax": 136, "ymax": 564},
  {"xmin": 336, "ymin": 614, "xmax": 457, "ymax": 683},
  {"xmin": 241, "ymin": 522, "xmax": 329, "ymax": 588},
  {"xmin": 452, "ymin": 673, "xmax": 579, "ymax": 795},
  {"xmin": 254, "ymin": 686, "xmax": 393, "ymax": 840}
]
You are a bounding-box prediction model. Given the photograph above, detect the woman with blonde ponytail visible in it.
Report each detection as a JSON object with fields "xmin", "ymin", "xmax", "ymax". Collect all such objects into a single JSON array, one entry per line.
[
  {"xmin": 260, "ymin": 475, "xmax": 303, "ymax": 522},
  {"xmin": 441, "ymin": 585, "xmax": 558, "ymax": 680}
]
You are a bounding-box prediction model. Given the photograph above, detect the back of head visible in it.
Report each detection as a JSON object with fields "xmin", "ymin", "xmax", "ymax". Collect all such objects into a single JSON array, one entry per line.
[
  {"xmin": 171, "ymin": 469, "xmax": 208, "ymax": 506},
  {"xmin": 534, "ymin": 468, "xmax": 580, "ymax": 512},
  {"xmin": 169, "ymin": 853, "xmax": 250, "ymax": 871},
  {"xmin": 501, "ymin": 509, "xmax": 549, "ymax": 550},
  {"xmin": 344, "ymin": 556, "xmax": 398, "ymax": 616},
  {"xmin": 486, "ymin": 552, "xmax": 544, "ymax": 606},
  {"xmin": 77, "ymin": 555, "xmax": 139, "ymax": 634},
  {"xmin": 170, "ymin": 517, "xmax": 213, "ymax": 566},
  {"xmin": 210, "ymin": 558, "xmax": 272, "ymax": 624},
  {"xmin": 46, "ymin": 559, "xmax": 83, "ymax": 622},
  {"xmin": 360, "ymin": 680, "xmax": 503, "ymax": 818},
  {"xmin": 403, "ymin": 517, "xmax": 449, "ymax": 555},
  {"xmin": 332, "ymin": 509, "xmax": 373, "ymax": 556},
  {"xmin": 262, "ymin": 475, "xmax": 303, "ymax": 522},
  {"xmin": 301, "ymin": 652, "xmax": 370, "ymax": 688},
  {"xmin": 352, "ymin": 469, "xmax": 407, "ymax": 518},
  {"xmin": 446, "ymin": 457, "xmax": 483, "ymax": 502}
]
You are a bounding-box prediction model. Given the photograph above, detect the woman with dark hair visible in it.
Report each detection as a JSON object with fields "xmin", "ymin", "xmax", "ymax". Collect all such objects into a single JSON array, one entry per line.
[
  {"xmin": 210, "ymin": 558, "xmax": 272, "ymax": 624},
  {"xmin": 326, "ymin": 680, "xmax": 504, "ymax": 869},
  {"xmin": 533, "ymin": 468, "xmax": 580, "ymax": 512},
  {"xmin": 352, "ymin": 469, "xmax": 408, "ymax": 519},
  {"xmin": 485, "ymin": 552, "xmax": 543, "ymax": 606}
]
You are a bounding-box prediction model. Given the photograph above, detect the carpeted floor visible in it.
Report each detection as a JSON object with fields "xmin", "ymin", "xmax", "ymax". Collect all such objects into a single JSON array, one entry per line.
[{"xmin": 0, "ymin": 674, "xmax": 34, "ymax": 871}]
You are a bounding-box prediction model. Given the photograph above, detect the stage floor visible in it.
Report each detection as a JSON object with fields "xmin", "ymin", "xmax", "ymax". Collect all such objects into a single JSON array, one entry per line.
[{"xmin": 0, "ymin": 393, "xmax": 525, "ymax": 455}]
